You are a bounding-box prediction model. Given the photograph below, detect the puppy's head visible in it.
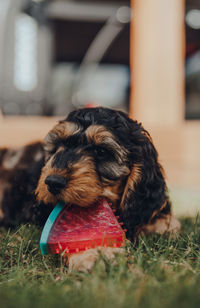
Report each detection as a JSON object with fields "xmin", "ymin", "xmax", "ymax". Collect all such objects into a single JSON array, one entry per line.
[
  {"xmin": 36, "ymin": 108, "xmax": 134, "ymax": 207},
  {"xmin": 36, "ymin": 107, "xmax": 169, "ymax": 238}
]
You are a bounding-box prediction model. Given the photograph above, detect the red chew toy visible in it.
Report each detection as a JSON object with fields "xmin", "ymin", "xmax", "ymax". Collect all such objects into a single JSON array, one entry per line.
[{"xmin": 40, "ymin": 199, "xmax": 125, "ymax": 255}]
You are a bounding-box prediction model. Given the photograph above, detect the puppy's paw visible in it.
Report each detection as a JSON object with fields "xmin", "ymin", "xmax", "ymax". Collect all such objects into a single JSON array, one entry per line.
[
  {"xmin": 98, "ymin": 247, "xmax": 124, "ymax": 262},
  {"xmin": 68, "ymin": 247, "xmax": 124, "ymax": 273},
  {"xmin": 140, "ymin": 215, "xmax": 181, "ymax": 235},
  {"xmin": 68, "ymin": 249, "xmax": 99, "ymax": 273}
]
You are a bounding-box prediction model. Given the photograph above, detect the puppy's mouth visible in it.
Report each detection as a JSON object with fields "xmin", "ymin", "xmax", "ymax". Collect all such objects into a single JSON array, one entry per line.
[
  {"xmin": 56, "ymin": 186, "xmax": 120, "ymax": 209},
  {"xmin": 36, "ymin": 172, "xmax": 120, "ymax": 208},
  {"xmin": 59, "ymin": 190, "xmax": 103, "ymax": 208}
]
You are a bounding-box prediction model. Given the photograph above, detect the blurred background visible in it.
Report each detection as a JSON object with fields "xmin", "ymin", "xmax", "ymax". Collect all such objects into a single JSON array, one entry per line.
[
  {"xmin": 0, "ymin": 0, "xmax": 131, "ymax": 115},
  {"xmin": 0, "ymin": 0, "xmax": 200, "ymax": 215}
]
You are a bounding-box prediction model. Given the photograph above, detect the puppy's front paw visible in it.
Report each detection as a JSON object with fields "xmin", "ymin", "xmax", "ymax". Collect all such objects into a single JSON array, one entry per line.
[
  {"xmin": 68, "ymin": 249, "xmax": 99, "ymax": 273},
  {"xmin": 67, "ymin": 247, "xmax": 124, "ymax": 273}
]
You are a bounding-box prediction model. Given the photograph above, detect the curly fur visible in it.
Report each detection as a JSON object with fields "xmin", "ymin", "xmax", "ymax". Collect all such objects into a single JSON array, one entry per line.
[{"xmin": 0, "ymin": 107, "xmax": 180, "ymax": 239}]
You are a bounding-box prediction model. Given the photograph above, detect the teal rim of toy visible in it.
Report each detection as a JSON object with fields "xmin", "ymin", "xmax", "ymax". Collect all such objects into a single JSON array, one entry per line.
[{"xmin": 40, "ymin": 201, "xmax": 65, "ymax": 255}]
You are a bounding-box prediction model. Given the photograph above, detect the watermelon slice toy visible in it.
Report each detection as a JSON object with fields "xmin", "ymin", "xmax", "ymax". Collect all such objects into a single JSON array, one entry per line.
[{"xmin": 40, "ymin": 199, "xmax": 125, "ymax": 255}]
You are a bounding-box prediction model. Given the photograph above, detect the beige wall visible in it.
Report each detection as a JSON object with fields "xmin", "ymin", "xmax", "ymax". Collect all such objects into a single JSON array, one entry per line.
[
  {"xmin": 0, "ymin": 116, "xmax": 60, "ymax": 147},
  {"xmin": 130, "ymin": 0, "xmax": 200, "ymax": 191},
  {"xmin": 130, "ymin": 0, "xmax": 185, "ymax": 126}
]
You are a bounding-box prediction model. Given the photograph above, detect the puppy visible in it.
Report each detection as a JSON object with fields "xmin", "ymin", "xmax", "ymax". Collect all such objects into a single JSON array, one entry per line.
[{"xmin": 0, "ymin": 107, "xmax": 180, "ymax": 270}]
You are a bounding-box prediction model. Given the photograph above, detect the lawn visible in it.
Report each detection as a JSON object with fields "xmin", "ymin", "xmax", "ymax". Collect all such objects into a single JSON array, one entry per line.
[{"xmin": 0, "ymin": 215, "xmax": 200, "ymax": 308}]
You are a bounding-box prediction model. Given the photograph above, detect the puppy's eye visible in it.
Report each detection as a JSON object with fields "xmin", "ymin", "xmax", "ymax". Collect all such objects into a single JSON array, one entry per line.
[
  {"xmin": 47, "ymin": 149, "xmax": 56, "ymax": 156},
  {"xmin": 98, "ymin": 148, "xmax": 106, "ymax": 155},
  {"xmin": 95, "ymin": 147, "xmax": 111, "ymax": 159},
  {"xmin": 44, "ymin": 150, "xmax": 55, "ymax": 162}
]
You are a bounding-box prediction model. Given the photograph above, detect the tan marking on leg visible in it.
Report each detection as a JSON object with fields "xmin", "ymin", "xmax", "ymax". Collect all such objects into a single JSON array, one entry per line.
[{"xmin": 139, "ymin": 215, "xmax": 181, "ymax": 235}]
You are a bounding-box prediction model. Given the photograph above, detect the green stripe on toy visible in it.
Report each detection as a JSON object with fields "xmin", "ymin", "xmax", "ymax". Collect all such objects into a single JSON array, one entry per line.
[{"xmin": 40, "ymin": 201, "xmax": 66, "ymax": 255}]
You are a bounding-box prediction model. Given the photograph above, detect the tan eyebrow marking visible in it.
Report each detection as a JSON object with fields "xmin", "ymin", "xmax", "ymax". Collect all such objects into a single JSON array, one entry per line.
[
  {"xmin": 44, "ymin": 121, "xmax": 81, "ymax": 153},
  {"xmin": 85, "ymin": 125, "xmax": 116, "ymax": 145},
  {"xmin": 49, "ymin": 121, "xmax": 81, "ymax": 140},
  {"xmin": 85, "ymin": 125, "xmax": 128, "ymax": 163}
]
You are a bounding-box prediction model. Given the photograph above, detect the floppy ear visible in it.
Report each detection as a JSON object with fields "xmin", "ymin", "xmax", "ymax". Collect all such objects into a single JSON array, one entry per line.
[{"xmin": 120, "ymin": 126, "xmax": 171, "ymax": 239}]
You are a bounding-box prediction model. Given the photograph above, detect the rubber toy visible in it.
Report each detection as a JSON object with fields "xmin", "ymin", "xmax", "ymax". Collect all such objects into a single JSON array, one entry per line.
[{"xmin": 40, "ymin": 199, "xmax": 125, "ymax": 255}]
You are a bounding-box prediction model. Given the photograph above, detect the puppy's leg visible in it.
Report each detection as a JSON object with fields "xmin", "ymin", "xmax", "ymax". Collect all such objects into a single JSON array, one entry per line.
[
  {"xmin": 139, "ymin": 214, "xmax": 181, "ymax": 235},
  {"xmin": 67, "ymin": 247, "xmax": 124, "ymax": 273}
]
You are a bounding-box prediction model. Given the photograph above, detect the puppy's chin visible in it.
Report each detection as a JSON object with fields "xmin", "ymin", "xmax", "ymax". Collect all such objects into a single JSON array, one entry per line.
[
  {"xmin": 35, "ymin": 191, "xmax": 59, "ymax": 206},
  {"xmin": 36, "ymin": 188, "xmax": 102, "ymax": 208},
  {"xmin": 60, "ymin": 187, "xmax": 102, "ymax": 208}
]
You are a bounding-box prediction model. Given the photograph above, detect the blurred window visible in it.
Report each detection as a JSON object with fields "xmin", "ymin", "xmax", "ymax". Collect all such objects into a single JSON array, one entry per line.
[
  {"xmin": 0, "ymin": 0, "xmax": 8, "ymax": 13},
  {"xmin": 0, "ymin": 0, "xmax": 130, "ymax": 116},
  {"xmin": 14, "ymin": 13, "xmax": 38, "ymax": 92},
  {"xmin": 47, "ymin": 63, "xmax": 129, "ymax": 115}
]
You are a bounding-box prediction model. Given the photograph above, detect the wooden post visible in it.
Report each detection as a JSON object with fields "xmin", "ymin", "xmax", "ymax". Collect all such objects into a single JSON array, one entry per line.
[{"xmin": 130, "ymin": 0, "xmax": 185, "ymax": 127}]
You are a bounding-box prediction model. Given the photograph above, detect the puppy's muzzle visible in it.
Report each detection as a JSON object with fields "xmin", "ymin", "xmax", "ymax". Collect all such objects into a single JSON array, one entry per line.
[{"xmin": 45, "ymin": 175, "xmax": 66, "ymax": 195}]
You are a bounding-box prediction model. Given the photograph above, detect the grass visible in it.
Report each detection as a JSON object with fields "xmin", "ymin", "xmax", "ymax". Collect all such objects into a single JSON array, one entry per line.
[{"xmin": 0, "ymin": 216, "xmax": 200, "ymax": 308}]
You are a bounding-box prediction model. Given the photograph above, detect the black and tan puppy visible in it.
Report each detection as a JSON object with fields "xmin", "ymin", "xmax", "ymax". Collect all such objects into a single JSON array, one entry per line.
[{"xmin": 0, "ymin": 107, "xmax": 180, "ymax": 270}]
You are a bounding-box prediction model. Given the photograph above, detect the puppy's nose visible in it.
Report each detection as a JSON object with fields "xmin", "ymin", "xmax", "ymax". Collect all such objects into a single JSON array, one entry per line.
[{"xmin": 45, "ymin": 175, "xmax": 66, "ymax": 195}]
